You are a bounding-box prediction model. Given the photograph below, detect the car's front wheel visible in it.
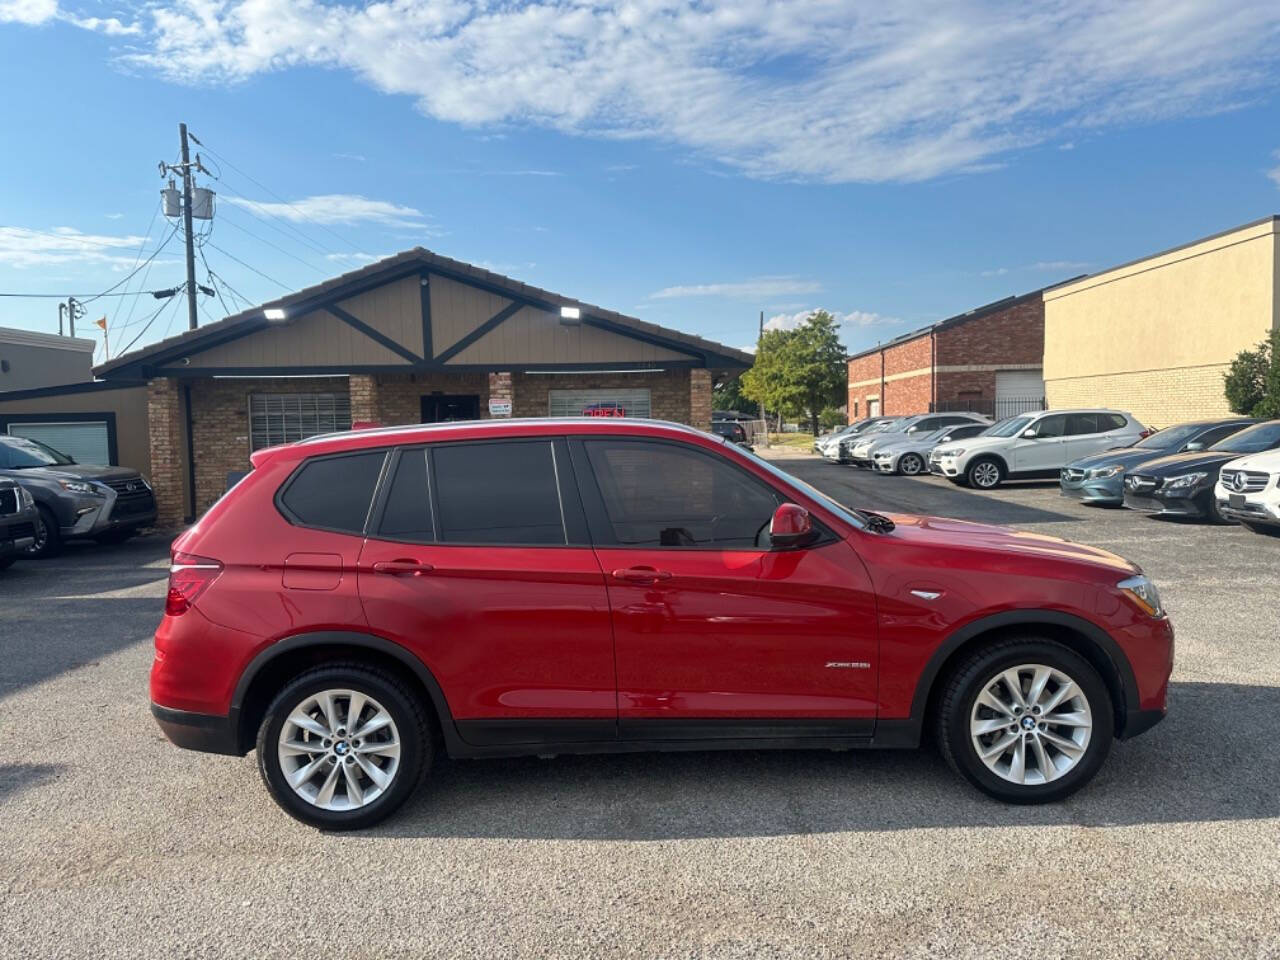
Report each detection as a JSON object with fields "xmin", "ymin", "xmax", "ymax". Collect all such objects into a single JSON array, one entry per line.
[
  {"xmin": 898, "ymin": 453, "xmax": 925, "ymax": 475},
  {"xmin": 26, "ymin": 504, "xmax": 62, "ymax": 558},
  {"xmin": 966, "ymin": 457, "xmax": 1004, "ymax": 490},
  {"xmin": 257, "ymin": 664, "xmax": 431, "ymax": 830},
  {"xmin": 937, "ymin": 639, "xmax": 1113, "ymax": 803}
]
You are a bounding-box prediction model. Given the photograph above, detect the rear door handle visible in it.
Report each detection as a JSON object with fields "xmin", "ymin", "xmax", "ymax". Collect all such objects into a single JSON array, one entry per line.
[
  {"xmin": 372, "ymin": 559, "xmax": 435, "ymax": 577},
  {"xmin": 611, "ymin": 566, "xmax": 672, "ymax": 583}
]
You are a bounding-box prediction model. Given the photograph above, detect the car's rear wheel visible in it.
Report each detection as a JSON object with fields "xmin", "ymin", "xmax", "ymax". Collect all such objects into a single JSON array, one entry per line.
[
  {"xmin": 899, "ymin": 453, "xmax": 924, "ymax": 476},
  {"xmin": 966, "ymin": 458, "xmax": 1004, "ymax": 490},
  {"xmin": 937, "ymin": 639, "xmax": 1113, "ymax": 804},
  {"xmin": 26, "ymin": 504, "xmax": 62, "ymax": 558},
  {"xmin": 257, "ymin": 664, "xmax": 430, "ymax": 830}
]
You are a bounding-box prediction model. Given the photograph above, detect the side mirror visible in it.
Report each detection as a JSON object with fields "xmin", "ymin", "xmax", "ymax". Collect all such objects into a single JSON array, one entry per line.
[
  {"xmin": 770, "ymin": 503, "xmax": 815, "ymax": 548},
  {"xmin": 1183, "ymin": 441, "xmax": 1204, "ymax": 451},
  {"xmin": 1022, "ymin": 429, "xmax": 1038, "ymax": 439}
]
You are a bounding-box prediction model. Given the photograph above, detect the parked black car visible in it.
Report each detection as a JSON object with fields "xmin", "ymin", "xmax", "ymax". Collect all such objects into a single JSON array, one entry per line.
[
  {"xmin": 0, "ymin": 477, "xmax": 39, "ymax": 570},
  {"xmin": 711, "ymin": 419, "xmax": 753, "ymax": 449},
  {"xmin": 1122, "ymin": 420, "xmax": 1280, "ymax": 521},
  {"xmin": 0, "ymin": 435, "xmax": 157, "ymax": 557},
  {"xmin": 1061, "ymin": 417, "xmax": 1257, "ymax": 505}
]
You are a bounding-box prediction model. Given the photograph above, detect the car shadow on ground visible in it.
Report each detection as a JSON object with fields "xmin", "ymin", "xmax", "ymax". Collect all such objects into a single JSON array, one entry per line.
[
  {"xmin": 376, "ymin": 681, "xmax": 1278, "ymax": 840},
  {"xmin": 0, "ymin": 764, "xmax": 64, "ymax": 805}
]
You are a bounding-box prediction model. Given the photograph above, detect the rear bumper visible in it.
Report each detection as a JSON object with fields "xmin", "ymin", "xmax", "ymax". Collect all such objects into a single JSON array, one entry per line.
[
  {"xmin": 1119, "ymin": 707, "xmax": 1166, "ymax": 740},
  {"xmin": 151, "ymin": 702, "xmax": 242, "ymax": 756}
]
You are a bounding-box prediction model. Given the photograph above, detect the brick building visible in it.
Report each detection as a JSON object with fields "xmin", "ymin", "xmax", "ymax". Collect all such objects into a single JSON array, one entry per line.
[
  {"xmin": 846, "ymin": 288, "xmax": 1054, "ymax": 420},
  {"xmin": 4, "ymin": 249, "xmax": 747, "ymax": 527}
]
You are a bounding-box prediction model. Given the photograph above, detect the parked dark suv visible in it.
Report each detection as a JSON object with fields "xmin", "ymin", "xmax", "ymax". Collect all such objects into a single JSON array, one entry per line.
[
  {"xmin": 0, "ymin": 435, "xmax": 157, "ymax": 556},
  {"xmin": 152, "ymin": 419, "xmax": 1172, "ymax": 830}
]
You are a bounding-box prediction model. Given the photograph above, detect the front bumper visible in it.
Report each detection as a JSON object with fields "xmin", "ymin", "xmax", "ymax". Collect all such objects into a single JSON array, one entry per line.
[
  {"xmin": 1122, "ymin": 489, "xmax": 1211, "ymax": 518},
  {"xmin": 873, "ymin": 456, "xmax": 897, "ymax": 473},
  {"xmin": 1060, "ymin": 475, "xmax": 1124, "ymax": 504},
  {"xmin": 62, "ymin": 490, "xmax": 157, "ymax": 536},
  {"xmin": 934, "ymin": 456, "xmax": 962, "ymax": 478},
  {"xmin": 152, "ymin": 702, "xmax": 242, "ymax": 756},
  {"xmin": 1, "ymin": 510, "xmax": 38, "ymax": 556},
  {"xmin": 1216, "ymin": 495, "xmax": 1280, "ymax": 526}
]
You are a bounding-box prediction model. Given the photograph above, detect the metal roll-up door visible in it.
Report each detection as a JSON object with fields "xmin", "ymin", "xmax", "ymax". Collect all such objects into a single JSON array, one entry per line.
[{"xmin": 8, "ymin": 422, "xmax": 111, "ymax": 465}]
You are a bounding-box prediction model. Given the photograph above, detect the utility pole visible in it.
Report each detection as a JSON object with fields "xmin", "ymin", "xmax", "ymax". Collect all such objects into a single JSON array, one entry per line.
[{"xmin": 178, "ymin": 123, "xmax": 198, "ymax": 331}]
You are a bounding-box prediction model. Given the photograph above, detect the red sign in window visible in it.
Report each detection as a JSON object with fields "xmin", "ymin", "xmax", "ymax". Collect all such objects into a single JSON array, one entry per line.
[{"xmin": 582, "ymin": 403, "xmax": 626, "ymax": 417}]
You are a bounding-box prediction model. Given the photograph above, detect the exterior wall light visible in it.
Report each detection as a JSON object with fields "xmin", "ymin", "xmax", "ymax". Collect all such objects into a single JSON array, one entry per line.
[
  {"xmin": 559, "ymin": 306, "xmax": 581, "ymax": 324},
  {"xmin": 264, "ymin": 308, "xmax": 287, "ymax": 321}
]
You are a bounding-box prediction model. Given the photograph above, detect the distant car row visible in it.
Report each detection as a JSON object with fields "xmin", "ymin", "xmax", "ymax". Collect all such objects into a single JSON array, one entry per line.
[
  {"xmin": 0, "ymin": 434, "xmax": 156, "ymax": 568},
  {"xmin": 817, "ymin": 409, "xmax": 1280, "ymax": 535}
]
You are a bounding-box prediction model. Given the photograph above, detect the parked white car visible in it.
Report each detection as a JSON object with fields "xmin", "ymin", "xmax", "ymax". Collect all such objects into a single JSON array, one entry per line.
[
  {"xmin": 847, "ymin": 412, "xmax": 990, "ymax": 467},
  {"xmin": 873, "ymin": 421, "xmax": 992, "ymax": 475},
  {"xmin": 1215, "ymin": 449, "xmax": 1280, "ymax": 533},
  {"xmin": 821, "ymin": 417, "xmax": 901, "ymax": 462},
  {"xmin": 932, "ymin": 409, "xmax": 1147, "ymax": 490}
]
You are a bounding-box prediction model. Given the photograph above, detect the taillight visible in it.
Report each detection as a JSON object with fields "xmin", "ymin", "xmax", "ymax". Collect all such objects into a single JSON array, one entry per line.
[{"xmin": 166, "ymin": 551, "xmax": 223, "ymax": 616}]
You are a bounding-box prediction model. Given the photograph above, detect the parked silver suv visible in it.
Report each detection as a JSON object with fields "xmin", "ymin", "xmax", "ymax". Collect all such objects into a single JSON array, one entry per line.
[{"xmin": 932, "ymin": 409, "xmax": 1147, "ymax": 489}]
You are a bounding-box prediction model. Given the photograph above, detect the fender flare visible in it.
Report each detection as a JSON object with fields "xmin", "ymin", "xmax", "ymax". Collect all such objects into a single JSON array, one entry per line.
[
  {"xmin": 908, "ymin": 609, "xmax": 1140, "ymax": 726},
  {"xmin": 963, "ymin": 451, "xmax": 1009, "ymax": 477},
  {"xmin": 229, "ymin": 630, "xmax": 464, "ymax": 754}
]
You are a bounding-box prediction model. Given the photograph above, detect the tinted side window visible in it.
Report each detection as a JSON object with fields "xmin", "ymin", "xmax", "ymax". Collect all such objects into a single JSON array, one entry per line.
[
  {"xmin": 1107, "ymin": 414, "xmax": 1128, "ymax": 430},
  {"xmin": 280, "ymin": 451, "xmax": 386, "ymax": 534},
  {"xmin": 432, "ymin": 441, "xmax": 565, "ymax": 545},
  {"xmin": 1196, "ymin": 423, "xmax": 1245, "ymax": 447},
  {"xmin": 1066, "ymin": 413, "xmax": 1101, "ymax": 435},
  {"xmin": 948, "ymin": 424, "xmax": 986, "ymax": 440},
  {"xmin": 1032, "ymin": 415, "xmax": 1067, "ymax": 438},
  {"xmin": 584, "ymin": 440, "xmax": 780, "ymax": 548},
  {"xmin": 378, "ymin": 449, "xmax": 434, "ymax": 542}
]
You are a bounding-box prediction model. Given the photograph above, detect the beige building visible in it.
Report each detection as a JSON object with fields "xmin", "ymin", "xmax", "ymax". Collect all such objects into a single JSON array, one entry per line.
[
  {"xmin": 0, "ymin": 248, "xmax": 749, "ymax": 527},
  {"xmin": 1043, "ymin": 215, "xmax": 1279, "ymax": 425}
]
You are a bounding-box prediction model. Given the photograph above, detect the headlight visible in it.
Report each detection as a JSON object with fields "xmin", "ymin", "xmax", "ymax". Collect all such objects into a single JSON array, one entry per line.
[
  {"xmin": 1118, "ymin": 575, "xmax": 1164, "ymax": 618},
  {"xmin": 18, "ymin": 486, "xmax": 34, "ymax": 507},
  {"xmin": 941, "ymin": 448, "xmax": 964, "ymax": 457},
  {"xmin": 1164, "ymin": 471, "xmax": 1208, "ymax": 490},
  {"xmin": 1090, "ymin": 465, "xmax": 1124, "ymax": 479},
  {"xmin": 59, "ymin": 480, "xmax": 104, "ymax": 496}
]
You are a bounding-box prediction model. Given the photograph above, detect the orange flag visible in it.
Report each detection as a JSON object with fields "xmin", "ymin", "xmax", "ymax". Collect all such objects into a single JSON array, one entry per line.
[{"xmin": 95, "ymin": 316, "xmax": 107, "ymax": 330}]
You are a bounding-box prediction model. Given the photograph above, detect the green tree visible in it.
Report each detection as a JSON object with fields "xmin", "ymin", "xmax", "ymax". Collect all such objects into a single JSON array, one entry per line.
[
  {"xmin": 739, "ymin": 311, "xmax": 848, "ymax": 435},
  {"xmin": 711, "ymin": 374, "xmax": 758, "ymax": 417},
  {"xmin": 1223, "ymin": 330, "xmax": 1279, "ymax": 416},
  {"xmin": 818, "ymin": 406, "xmax": 847, "ymax": 431}
]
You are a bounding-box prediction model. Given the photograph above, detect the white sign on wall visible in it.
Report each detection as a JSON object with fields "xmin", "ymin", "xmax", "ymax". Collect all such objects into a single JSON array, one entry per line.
[{"xmin": 488, "ymin": 399, "xmax": 513, "ymax": 417}]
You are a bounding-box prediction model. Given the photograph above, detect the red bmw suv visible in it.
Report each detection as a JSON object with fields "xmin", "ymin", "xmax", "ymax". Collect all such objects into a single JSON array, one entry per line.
[{"xmin": 151, "ymin": 419, "xmax": 1173, "ymax": 829}]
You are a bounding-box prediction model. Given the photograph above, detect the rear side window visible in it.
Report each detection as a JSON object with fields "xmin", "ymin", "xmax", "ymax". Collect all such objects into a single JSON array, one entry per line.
[
  {"xmin": 378, "ymin": 449, "xmax": 434, "ymax": 542},
  {"xmin": 1106, "ymin": 414, "xmax": 1128, "ymax": 430},
  {"xmin": 1066, "ymin": 413, "xmax": 1101, "ymax": 435},
  {"xmin": 432, "ymin": 441, "xmax": 565, "ymax": 545},
  {"xmin": 279, "ymin": 451, "xmax": 386, "ymax": 534}
]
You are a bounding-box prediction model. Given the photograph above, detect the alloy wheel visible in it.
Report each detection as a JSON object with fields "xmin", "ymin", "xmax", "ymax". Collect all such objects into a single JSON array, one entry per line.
[
  {"xmin": 277, "ymin": 688, "xmax": 402, "ymax": 811},
  {"xmin": 971, "ymin": 461, "xmax": 1001, "ymax": 488},
  {"xmin": 968, "ymin": 663, "xmax": 1093, "ymax": 786},
  {"xmin": 900, "ymin": 453, "xmax": 923, "ymax": 475}
]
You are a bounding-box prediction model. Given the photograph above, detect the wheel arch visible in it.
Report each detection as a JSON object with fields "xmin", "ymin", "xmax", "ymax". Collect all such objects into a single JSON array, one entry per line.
[
  {"xmin": 911, "ymin": 610, "xmax": 1139, "ymax": 740},
  {"xmin": 230, "ymin": 631, "xmax": 462, "ymax": 756},
  {"xmin": 966, "ymin": 451, "xmax": 1009, "ymax": 475}
]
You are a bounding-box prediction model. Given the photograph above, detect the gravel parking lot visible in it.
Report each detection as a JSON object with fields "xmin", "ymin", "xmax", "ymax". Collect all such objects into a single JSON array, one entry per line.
[{"xmin": 2, "ymin": 460, "xmax": 1278, "ymax": 959}]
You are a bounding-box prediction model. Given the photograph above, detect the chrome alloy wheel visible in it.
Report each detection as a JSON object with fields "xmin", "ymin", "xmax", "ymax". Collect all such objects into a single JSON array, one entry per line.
[
  {"xmin": 969, "ymin": 664, "xmax": 1093, "ymax": 786},
  {"xmin": 899, "ymin": 453, "xmax": 924, "ymax": 475},
  {"xmin": 277, "ymin": 689, "xmax": 401, "ymax": 811},
  {"xmin": 971, "ymin": 461, "xmax": 1001, "ymax": 488}
]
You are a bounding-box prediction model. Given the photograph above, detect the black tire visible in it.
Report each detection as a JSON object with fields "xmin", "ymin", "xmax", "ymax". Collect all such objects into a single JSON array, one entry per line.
[
  {"xmin": 257, "ymin": 663, "xmax": 431, "ymax": 830},
  {"xmin": 26, "ymin": 504, "xmax": 63, "ymax": 558},
  {"xmin": 898, "ymin": 453, "xmax": 925, "ymax": 476},
  {"xmin": 94, "ymin": 528, "xmax": 136, "ymax": 545},
  {"xmin": 936, "ymin": 638, "xmax": 1113, "ymax": 804},
  {"xmin": 966, "ymin": 457, "xmax": 1005, "ymax": 490}
]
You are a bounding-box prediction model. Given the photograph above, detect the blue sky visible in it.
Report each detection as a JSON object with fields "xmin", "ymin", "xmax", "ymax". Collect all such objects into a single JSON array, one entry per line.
[{"xmin": 2, "ymin": 1, "xmax": 1279, "ymax": 367}]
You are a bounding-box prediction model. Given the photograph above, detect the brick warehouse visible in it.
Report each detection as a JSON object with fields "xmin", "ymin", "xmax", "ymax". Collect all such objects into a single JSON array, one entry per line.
[
  {"xmin": 3, "ymin": 249, "xmax": 748, "ymax": 527},
  {"xmin": 846, "ymin": 286, "xmax": 1059, "ymax": 420}
]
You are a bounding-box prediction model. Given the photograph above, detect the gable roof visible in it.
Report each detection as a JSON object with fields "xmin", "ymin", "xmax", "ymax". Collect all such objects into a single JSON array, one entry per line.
[
  {"xmin": 843, "ymin": 281, "xmax": 1075, "ymax": 364},
  {"xmin": 94, "ymin": 248, "xmax": 752, "ymax": 378}
]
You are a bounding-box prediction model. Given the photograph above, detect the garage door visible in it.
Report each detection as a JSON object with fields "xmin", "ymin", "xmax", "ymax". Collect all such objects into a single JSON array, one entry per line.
[
  {"xmin": 7, "ymin": 421, "xmax": 111, "ymax": 465},
  {"xmin": 994, "ymin": 370, "xmax": 1045, "ymax": 418},
  {"xmin": 548, "ymin": 388, "xmax": 651, "ymax": 419}
]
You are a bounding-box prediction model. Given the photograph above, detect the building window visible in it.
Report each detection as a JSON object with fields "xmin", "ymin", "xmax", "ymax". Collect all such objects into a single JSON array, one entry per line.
[
  {"xmin": 249, "ymin": 392, "xmax": 351, "ymax": 451},
  {"xmin": 548, "ymin": 388, "xmax": 651, "ymax": 419}
]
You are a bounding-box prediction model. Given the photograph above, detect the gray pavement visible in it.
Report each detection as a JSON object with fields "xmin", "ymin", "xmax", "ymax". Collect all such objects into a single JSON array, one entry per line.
[{"xmin": 2, "ymin": 463, "xmax": 1279, "ymax": 959}]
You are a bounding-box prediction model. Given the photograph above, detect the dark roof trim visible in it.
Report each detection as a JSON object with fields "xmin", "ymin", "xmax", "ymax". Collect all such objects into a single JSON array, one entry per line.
[
  {"xmin": 844, "ymin": 284, "xmax": 1065, "ymax": 364},
  {"xmin": 148, "ymin": 360, "xmax": 705, "ymax": 379},
  {"xmin": 0, "ymin": 378, "xmax": 147, "ymax": 402},
  {"xmin": 94, "ymin": 249, "xmax": 752, "ymax": 379}
]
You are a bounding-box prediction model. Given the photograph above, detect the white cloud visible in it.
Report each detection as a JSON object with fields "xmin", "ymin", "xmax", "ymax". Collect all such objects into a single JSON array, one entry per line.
[
  {"xmin": 651, "ymin": 276, "xmax": 822, "ymax": 300},
  {"xmin": 0, "ymin": 226, "xmax": 153, "ymax": 269},
  {"xmin": 222, "ymin": 193, "xmax": 428, "ymax": 228},
  {"xmin": 764, "ymin": 308, "xmax": 901, "ymax": 332},
  {"xmin": 981, "ymin": 260, "xmax": 1089, "ymax": 277},
  {"xmin": 62, "ymin": 0, "xmax": 1276, "ymax": 183},
  {"xmin": 1267, "ymin": 150, "xmax": 1280, "ymax": 187},
  {"xmin": 324, "ymin": 252, "xmax": 389, "ymax": 264},
  {"xmin": 0, "ymin": 0, "xmax": 138, "ymax": 33}
]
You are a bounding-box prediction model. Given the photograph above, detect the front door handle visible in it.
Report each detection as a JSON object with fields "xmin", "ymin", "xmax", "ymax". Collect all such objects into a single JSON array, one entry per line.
[
  {"xmin": 611, "ymin": 566, "xmax": 672, "ymax": 583},
  {"xmin": 372, "ymin": 559, "xmax": 435, "ymax": 577}
]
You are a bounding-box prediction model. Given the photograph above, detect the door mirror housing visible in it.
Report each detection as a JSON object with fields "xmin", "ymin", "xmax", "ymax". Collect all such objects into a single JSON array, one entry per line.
[
  {"xmin": 1183, "ymin": 441, "xmax": 1204, "ymax": 451},
  {"xmin": 770, "ymin": 503, "xmax": 816, "ymax": 548},
  {"xmin": 1022, "ymin": 429, "xmax": 1038, "ymax": 439}
]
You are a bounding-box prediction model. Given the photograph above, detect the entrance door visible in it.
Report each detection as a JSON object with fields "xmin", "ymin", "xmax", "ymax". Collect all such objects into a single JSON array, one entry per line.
[
  {"xmin": 420, "ymin": 395, "xmax": 480, "ymax": 423},
  {"xmin": 572, "ymin": 437, "xmax": 879, "ymax": 740},
  {"xmin": 868, "ymin": 398, "xmax": 881, "ymax": 417}
]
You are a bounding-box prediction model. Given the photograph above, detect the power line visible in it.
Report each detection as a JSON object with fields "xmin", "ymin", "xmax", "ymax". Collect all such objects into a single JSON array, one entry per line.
[
  {"xmin": 0, "ymin": 284, "xmax": 177, "ymax": 299},
  {"xmin": 80, "ymin": 223, "xmax": 179, "ymax": 305},
  {"xmin": 209, "ymin": 180, "xmax": 335, "ymax": 259},
  {"xmin": 214, "ymin": 210, "xmax": 329, "ymax": 276},
  {"xmin": 197, "ymin": 246, "xmax": 233, "ymax": 318},
  {"xmin": 113, "ymin": 291, "xmax": 181, "ymax": 357},
  {"xmin": 192, "ymin": 135, "xmax": 361, "ymax": 253},
  {"xmin": 204, "ymin": 240, "xmax": 293, "ymax": 292},
  {"xmin": 83, "ymin": 202, "xmax": 163, "ymax": 308}
]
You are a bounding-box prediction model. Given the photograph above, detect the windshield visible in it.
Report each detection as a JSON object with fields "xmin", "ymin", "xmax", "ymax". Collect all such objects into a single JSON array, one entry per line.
[
  {"xmin": 1, "ymin": 436, "xmax": 74, "ymax": 468},
  {"xmin": 1210, "ymin": 421, "xmax": 1280, "ymax": 453},
  {"xmin": 984, "ymin": 415, "xmax": 1035, "ymax": 439},
  {"xmin": 862, "ymin": 419, "xmax": 898, "ymax": 436},
  {"xmin": 733, "ymin": 443, "xmax": 867, "ymax": 531},
  {"xmin": 1136, "ymin": 423, "xmax": 1205, "ymax": 450}
]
